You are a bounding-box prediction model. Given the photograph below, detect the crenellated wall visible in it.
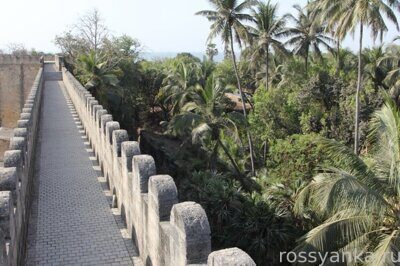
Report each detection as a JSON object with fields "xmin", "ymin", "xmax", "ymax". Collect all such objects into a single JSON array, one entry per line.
[
  {"xmin": 62, "ymin": 66, "xmax": 256, "ymax": 265},
  {"xmin": 0, "ymin": 55, "xmax": 42, "ymax": 164},
  {"xmin": 0, "ymin": 66, "xmax": 44, "ymax": 265}
]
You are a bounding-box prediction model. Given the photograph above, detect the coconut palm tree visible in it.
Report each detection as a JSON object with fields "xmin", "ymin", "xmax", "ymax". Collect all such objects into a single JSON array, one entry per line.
[
  {"xmin": 283, "ymin": 4, "xmax": 334, "ymax": 75},
  {"xmin": 206, "ymin": 43, "xmax": 219, "ymax": 61},
  {"xmin": 308, "ymin": 0, "xmax": 344, "ymax": 75},
  {"xmin": 248, "ymin": 0, "xmax": 288, "ymax": 90},
  {"xmin": 196, "ymin": 0, "xmax": 256, "ymax": 175},
  {"xmin": 316, "ymin": 0, "xmax": 400, "ymax": 154},
  {"xmin": 294, "ymin": 97, "xmax": 400, "ymax": 265}
]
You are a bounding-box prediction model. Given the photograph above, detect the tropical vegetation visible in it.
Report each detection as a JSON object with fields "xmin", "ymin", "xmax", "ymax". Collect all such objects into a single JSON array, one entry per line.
[{"xmin": 55, "ymin": 1, "xmax": 400, "ymax": 264}]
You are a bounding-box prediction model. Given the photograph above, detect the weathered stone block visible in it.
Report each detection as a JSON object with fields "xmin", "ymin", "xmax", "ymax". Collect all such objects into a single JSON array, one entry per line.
[
  {"xmin": 121, "ymin": 141, "xmax": 140, "ymax": 171},
  {"xmin": 20, "ymin": 113, "xmax": 31, "ymax": 121},
  {"xmin": 88, "ymin": 100, "xmax": 99, "ymax": 113},
  {"xmin": 105, "ymin": 122, "xmax": 120, "ymax": 144},
  {"xmin": 17, "ymin": 120, "xmax": 29, "ymax": 128},
  {"xmin": 13, "ymin": 128, "xmax": 27, "ymax": 138},
  {"xmin": 0, "ymin": 191, "xmax": 10, "ymax": 218},
  {"xmin": 96, "ymin": 110, "xmax": 107, "ymax": 127},
  {"xmin": 100, "ymin": 115, "xmax": 113, "ymax": 134},
  {"xmin": 170, "ymin": 201, "xmax": 211, "ymax": 265},
  {"xmin": 3, "ymin": 151, "xmax": 21, "ymax": 168},
  {"xmin": 21, "ymin": 108, "xmax": 32, "ymax": 114},
  {"xmin": 208, "ymin": 248, "xmax": 256, "ymax": 266},
  {"xmin": 86, "ymin": 97, "xmax": 95, "ymax": 108},
  {"xmin": 132, "ymin": 155, "xmax": 156, "ymax": 193},
  {"xmin": 0, "ymin": 168, "xmax": 17, "ymax": 191},
  {"xmin": 0, "ymin": 191, "xmax": 11, "ymax": 238},
  {"xmin": 112, "ymin": 130, "xmax": 128, "ymax": 157},
  {"xmin": 149, "ymin": 175, "xmax": 178, "ymax": 221},
  {"xmin": 9, "ymin": 137, "xmax": 25, "ymax": 151},
  {"xmin": 92, "ymin": 105, "xmax": 102, "ymax": 118}
]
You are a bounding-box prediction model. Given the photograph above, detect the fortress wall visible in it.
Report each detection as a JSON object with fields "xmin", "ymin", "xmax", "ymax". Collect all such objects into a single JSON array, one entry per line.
[
  {"xmin": 62, "ymin": 65, "xmax": 256, "ymax": 266},
  {"xmin": 0, "ymin": 67, "xmax": 44, "ymax": 265},
  {"xmin": 0, "ymin": 55, "xmax": 41, "ymax": 129}
]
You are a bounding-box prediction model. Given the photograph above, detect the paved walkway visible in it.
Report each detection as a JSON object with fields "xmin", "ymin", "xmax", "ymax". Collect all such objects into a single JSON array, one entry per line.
[{"xmin": 26, "ymin": 64, "xmax": 134, "ymax": 265}]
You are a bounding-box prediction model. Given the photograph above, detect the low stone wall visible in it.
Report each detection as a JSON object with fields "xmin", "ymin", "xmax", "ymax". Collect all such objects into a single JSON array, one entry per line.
[
  {"xmin": 0, "ymin": 67, "xmax": 44, "ymax": 265},
  {"xmin": 62, "ymin": 68, "xmax": 256, "ymax": 265}
]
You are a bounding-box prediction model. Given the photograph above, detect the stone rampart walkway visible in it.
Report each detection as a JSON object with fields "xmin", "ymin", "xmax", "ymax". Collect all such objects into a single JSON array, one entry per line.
[{"xmin": 26, "ymin": 64, "xmax": 134, "ymax": 265}]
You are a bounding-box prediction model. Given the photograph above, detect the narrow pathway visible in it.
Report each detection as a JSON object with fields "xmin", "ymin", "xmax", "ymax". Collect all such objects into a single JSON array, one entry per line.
[{"xmin": 26, "ymin": 64, "xmax": 134, "ymax": 265}]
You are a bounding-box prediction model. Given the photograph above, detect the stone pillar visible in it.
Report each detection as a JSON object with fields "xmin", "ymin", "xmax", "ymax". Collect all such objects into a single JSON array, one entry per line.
[
  {"xmin": 132, "ymin": 155, "xmax": 156, "ymax": 260},
  {"xmin": 112, "ymin": 130, "xmax": 128, "ymax": 157},
  {"xmin": 148, "ymin": 175, "xmax": 178, "ymax": 266},
  {"xmin": 121, "ymin": 141, "xmax": 140, "ymax": 236},
  {"xmin": 170, "ymin": 201, "xmax": 211, "ymax": 265}
]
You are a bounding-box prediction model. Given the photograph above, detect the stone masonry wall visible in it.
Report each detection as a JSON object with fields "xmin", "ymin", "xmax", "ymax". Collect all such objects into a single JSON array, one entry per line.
[
  {"xmin": 0, "ymin": 55, "xmax": 41, "ymax": 128},
  {"xmin": 0, "ymin": 66, "xmax": 44, "ymax": 265},
  {"xmin": 0, "ymin": 55, "xmax": 41, "ymax": 163},
  {"xmin": 62, "ymin": 65, "xmax": 256, "ymax": 265}
]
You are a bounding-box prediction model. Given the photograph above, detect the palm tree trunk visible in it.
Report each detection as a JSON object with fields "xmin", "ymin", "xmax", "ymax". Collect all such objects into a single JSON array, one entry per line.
[
  {"xmin": 266, "ymin": 45, "xmax": 270, "ymax": 90},
  {"xmin": 263, "ymin": 140, "xmax": 268, "ymax": 167},
  {"xmin": 218, "ymin": 139, "xmax": 241, "ymax": 176},
  {"xmin": 336, "ymin": 36, "xmax": 341, "ymax": 75},
  {"xmin": 354, "ymin": 23, "xmax": 363, "ymax": 155},
  {"xmin": 229, "ymin": 29, "xmax": 256, "ymax": 176},
  {"xmin": 210, "ymin": 142, "xmax": 219, "ymax": 171},
  {"xmin": 305, "ymin": 53, "xmax": 309, "ymax": 75}
]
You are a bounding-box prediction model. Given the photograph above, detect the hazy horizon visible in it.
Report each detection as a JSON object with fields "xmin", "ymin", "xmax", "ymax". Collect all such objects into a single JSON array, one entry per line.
[{"xmin": 0, "ymin": 0, "xmax": 399, "ymax": 54}]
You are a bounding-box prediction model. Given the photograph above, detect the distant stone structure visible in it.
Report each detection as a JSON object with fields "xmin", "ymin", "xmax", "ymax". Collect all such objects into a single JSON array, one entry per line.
[
  {"xmin": 0, "ymin": 56, "xmax": 41, "ymax": 162},
  {"xmin": 0, "ymin": 57, "xmax": 256, "ymax": 265},
  {"xmin": 0, "ymin": 55, "xmax": 41, "ymax": 128}
]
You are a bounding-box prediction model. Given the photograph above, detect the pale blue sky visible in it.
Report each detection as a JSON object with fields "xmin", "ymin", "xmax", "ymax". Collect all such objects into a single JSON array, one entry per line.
[{"xmin": 0, "ymin": 0, "xmax": 399, "ymax": 54}]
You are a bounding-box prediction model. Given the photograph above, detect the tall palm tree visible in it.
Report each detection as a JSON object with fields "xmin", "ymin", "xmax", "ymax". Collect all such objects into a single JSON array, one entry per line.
[
  {"xmin": 283, "ymin": 4, "xmax": 334, "ymax": 75},
  {"xmin": 249, "ymin": 0, "xmax": 288, "ymax": 90},
  {"xmin": 294, "ymin": 97, "xmax": 400, "ymax": 265},
  {"xmin": 197, "ymin": 0, "xmax": 256, "ymax": 175},
  {"xmin": 308, "ymin": 0, "xmax": 344, "ymax": 75},
  {"xmin": 318, "ymin": 0, "xmax": 400, "ymax": 154}
]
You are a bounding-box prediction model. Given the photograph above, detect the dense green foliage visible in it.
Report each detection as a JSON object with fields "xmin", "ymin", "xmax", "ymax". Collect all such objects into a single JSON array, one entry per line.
[{"xmin": 56, "ymin": 1, "xmax": 400, "ymax": 265}]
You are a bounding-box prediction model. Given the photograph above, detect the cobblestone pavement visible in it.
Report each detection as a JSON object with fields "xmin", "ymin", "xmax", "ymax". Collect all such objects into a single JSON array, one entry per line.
[{"xmin": 26, "ymin": 65, "xmax": 134, "ymax": 265}]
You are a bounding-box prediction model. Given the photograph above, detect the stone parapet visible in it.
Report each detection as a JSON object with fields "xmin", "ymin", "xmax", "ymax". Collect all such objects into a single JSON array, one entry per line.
[
  {"xmin": 62, "ymin": 68, "xmax": 256, "ymax": 266},
  {"xmin": 0, "ymin": 67, "xmax": 44, "ymax": 265},
  {"xmin": 0, "ymin": 55, "xmax": 42, "ymax": 65}
]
